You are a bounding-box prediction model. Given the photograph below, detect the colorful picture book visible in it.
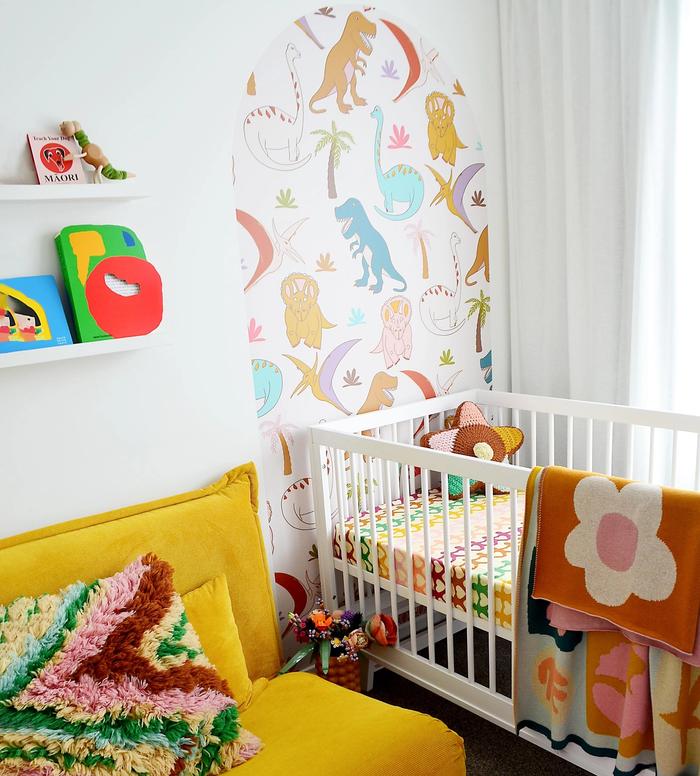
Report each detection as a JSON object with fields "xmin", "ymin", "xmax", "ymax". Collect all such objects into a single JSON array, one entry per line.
[
  {"xmin": 55, "ymin": 225, "xmax": 163, "ymax": 343},
  {"xmin": 0, "ymin": 275, "xmax": 73, "ymax": 353},
  {"xmin": 26, "ymin": 133, "xmax": 88, "ymax": 185}
]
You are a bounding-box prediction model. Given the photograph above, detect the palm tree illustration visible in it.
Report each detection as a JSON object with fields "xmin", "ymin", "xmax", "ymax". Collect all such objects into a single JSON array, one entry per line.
[
  {"xmin": 260, "ymin": 415, "xmax": 298, "ymax": 475},
  {"xmin": 405, "ymin": 221, "xmax": 434, "ymax": 279},
  {"xmin": 467, "ymin": 290, "xmax": 490, "ymax": 353},
  {"xmin": 311, "ymin": 121, "xmax": 354, "ymax": 199}
]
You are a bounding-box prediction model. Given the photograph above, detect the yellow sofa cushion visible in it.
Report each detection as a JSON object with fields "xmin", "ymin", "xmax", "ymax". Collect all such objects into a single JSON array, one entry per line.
[
  {"xmin": 237, "ymin": 673, "xmax": 466, "ymax": 775},
  {"xmin": 0, "ymin": 463, "xmax": 282, "ymax": 682},
  {"xmin": 183, "ymin": 574, "xmax": 254, "ymax": 711}
]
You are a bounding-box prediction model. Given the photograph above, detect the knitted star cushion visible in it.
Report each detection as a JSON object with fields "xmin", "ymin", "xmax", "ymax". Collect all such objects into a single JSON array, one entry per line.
[{"xmin": 0, "ymin": 553, "xmax": 261, "ymax": 775}]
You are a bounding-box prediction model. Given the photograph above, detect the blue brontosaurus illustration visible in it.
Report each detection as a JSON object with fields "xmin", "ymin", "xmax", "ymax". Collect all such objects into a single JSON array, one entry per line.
[
  {"xmin": 335, "ymin": 197, "xmax": 407, "ymax": 294},
  {"xmin": 252, "ymin": 358, "xmax": 283, "ymax": 417},
  {"xmin": 370, "ymin": 105, "xmax": 424, "ymax": 220}
]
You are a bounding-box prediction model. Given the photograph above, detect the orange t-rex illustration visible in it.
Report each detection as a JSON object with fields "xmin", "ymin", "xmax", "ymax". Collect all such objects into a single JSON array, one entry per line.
[{"xmin": 309, "ymin": 11, "xmax": 377, "ymax": 114}]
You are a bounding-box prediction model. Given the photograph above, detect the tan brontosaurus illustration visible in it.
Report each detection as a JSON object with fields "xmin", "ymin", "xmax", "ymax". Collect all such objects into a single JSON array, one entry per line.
[
  {"xmin": 281, "ymin": 273, "xmax": 334, "ymax": 349},
  {"xmin": 309, "ymin": 11, "xmax": 376, "ymax": 114},
  {"xmin": 465, "ymin": 226, "xmax": 490, "ymax": 286},
  {"xmin": 425, "ymin": 91, "xmax": 465, "ymax": 166}
]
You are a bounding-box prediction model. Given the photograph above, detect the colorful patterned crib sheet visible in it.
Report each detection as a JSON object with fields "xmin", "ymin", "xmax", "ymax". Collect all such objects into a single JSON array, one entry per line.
[{"xmin": 332, "ymin": 490, "xmax": 525, "ymax": 630}]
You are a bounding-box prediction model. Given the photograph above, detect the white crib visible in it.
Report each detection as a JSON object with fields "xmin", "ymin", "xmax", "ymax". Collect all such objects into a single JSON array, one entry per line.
[{"xmin": 310, "ymin": 388, "xmax": 700, "ymax": 774}]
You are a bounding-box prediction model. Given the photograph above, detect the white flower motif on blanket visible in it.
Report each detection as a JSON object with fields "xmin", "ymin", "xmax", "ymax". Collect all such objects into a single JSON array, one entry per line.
[{"xmin": 564, "ymin": 476, "xmax": 677, "ymax": 607}]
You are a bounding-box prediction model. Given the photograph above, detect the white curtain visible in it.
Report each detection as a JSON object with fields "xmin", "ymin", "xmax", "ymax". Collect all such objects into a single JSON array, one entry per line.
[{"xmin": 498, "ymin": 0, "xmax": 680, "ymax": 406}]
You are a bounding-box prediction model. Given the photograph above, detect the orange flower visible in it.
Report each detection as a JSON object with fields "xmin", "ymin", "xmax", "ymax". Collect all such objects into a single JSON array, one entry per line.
[{"xmin": 310, "ymin": 611, "xmax": 332, "ymax": 630}]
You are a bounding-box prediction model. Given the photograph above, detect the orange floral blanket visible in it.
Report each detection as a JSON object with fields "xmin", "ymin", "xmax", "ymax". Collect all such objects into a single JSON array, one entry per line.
[{"xmin": 533, "ymin": 466, "xmax": 700, "ymax": 656}]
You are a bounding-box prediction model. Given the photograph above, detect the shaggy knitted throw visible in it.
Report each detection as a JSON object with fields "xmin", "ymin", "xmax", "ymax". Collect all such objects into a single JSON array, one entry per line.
[{"xmin": 0, "ymin": 554, "xmax": 261, "ymax": 775}]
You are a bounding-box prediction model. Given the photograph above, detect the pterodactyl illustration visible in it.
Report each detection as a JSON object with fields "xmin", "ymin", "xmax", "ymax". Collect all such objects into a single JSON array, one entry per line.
[
  {"xmin": 240, "ymin": 211, "xmax": 309, "ymax": 292},
  {"xmin": 285, "ymin": 339, "xmax": 360, "ymax": 415}
]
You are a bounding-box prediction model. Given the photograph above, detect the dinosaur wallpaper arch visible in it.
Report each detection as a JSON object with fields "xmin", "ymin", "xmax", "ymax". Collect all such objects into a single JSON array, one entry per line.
[{"xmin": 233, "ymin": 4, "xmax": 492, "ymax": 644}]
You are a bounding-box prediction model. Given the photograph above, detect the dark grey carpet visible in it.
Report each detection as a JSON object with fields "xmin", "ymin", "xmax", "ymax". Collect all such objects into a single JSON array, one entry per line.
[{"xmin": 367, "ymin": 631, "xmax": 586, "ymax": 776}]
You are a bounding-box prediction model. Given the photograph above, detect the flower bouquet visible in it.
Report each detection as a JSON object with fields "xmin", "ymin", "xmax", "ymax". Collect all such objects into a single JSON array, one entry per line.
[{"xmin": 279, "ymin": 601, "xmax": 398, "ymax": 691}]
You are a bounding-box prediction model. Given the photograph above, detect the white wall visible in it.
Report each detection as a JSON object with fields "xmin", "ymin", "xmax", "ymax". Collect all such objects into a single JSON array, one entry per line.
[{"xmin": 0, "ymin": 0, "xmax": 507, "ymax": 540}]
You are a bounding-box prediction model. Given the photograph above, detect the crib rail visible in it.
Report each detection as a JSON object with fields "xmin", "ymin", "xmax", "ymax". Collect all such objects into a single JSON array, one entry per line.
[{"xmin": 310, "ymin": 387, "xmax": 700, "ymax": 729}]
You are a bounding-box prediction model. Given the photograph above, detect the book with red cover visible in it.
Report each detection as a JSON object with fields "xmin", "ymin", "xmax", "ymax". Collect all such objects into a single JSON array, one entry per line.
[{"xmin": 26, "ymin": 133, "xmax": 88, "ymax": 185}]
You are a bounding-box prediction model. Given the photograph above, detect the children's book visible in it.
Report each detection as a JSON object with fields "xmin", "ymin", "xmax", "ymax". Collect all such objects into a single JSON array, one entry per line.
[
  {"xmin": 55, "ymin": 225, "xmax": 163, "ymax": 343},
  {"xmin": 26, "ymin": 133, "xmax": 88, "ymax": 185},
  {"xmin": 0, "ymin": 276, "xmax": 73, "ymax": 353}
]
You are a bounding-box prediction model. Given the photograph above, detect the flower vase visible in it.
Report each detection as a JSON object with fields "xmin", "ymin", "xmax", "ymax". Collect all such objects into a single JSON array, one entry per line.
[{"xmin": 315, "ymin": 655, "xmax": 362, "ymax": 692}]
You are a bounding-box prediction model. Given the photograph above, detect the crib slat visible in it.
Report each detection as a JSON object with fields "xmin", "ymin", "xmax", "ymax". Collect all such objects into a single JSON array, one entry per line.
[
  {"xmin": 605, "ymin": 421, "xmax": 613, "ymax": 475},
  {"xmin": 625, "ymin": 425, "xmax": 634, "ymax": 479},
  {"xmin": 513, "ymin": 410, "xmax": 520, "ymax": 466},
  {"xmin": 463, "ymin": 478, "xmax": 474, "ymax": 682},
  {"xmin": 349, "ymin": 453, "xmax": 366, "ymax": 615},
  {"xmin": 408, "ymin": 419, "xmax": 416, "ymax": 494},
  {"xmin": 566, "ymin": 415, "xmax": 574, "ymax": 468},
  {"xmin": 421, "ymin": 467, "xmax": 435, "ymax": 664},
  {"xmin": 391, "ymin": 423, "xmax": 400, "ymax": 501},
  {"xmin": 383, "ymin": 458, "xmax": 399, "ymax": 626},
  {"xmin": 530, "ymin": 411, "xmax": 537, "ymax": 467},
  {"xmin": 402, "ymin": 463, "xmax": 417, "ymax": 654},
  {"xmin": 509, "ymin": 487, "xmax": 519, "ymax": 685},
  {"xmin": 441, "ymin": 471, "xmax": 454, "ymax": 673},
  {"xmin": 671, "ymin": 430, "xmax": 679, "ymax": 487},
  {"xmin": 648, "ymin": 427, "xmax": 656, "ymax": 483},
  {"xmin": 357, "ymin": 435, "xmax": 367, "ymax": 513},
  {"xmin": 586, "ymin": 418, "xmax": 593, "ymax": 471},
  {"xmin": 374, "ymin": 429, "xmax": 385, "ymax": 506},
  {"xmin": 548, "ymin": 413, "xmax": 555, "ymax": 465},
  {"xmin": 366, "ymin": 455, "xmax": 382, "ymax": 613},
  {"xmin": 334, "ymin": 448, "xmax": 352, "ymax": 609},
  {"xmin": 486, "ymin": 483, "xmax": 496, "ymax": 693}
]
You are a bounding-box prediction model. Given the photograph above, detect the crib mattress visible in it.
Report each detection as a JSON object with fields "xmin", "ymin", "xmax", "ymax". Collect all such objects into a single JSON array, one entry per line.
[{"xmin": 332, "ymin": 490, "xmax": 525, "ymax": 630}]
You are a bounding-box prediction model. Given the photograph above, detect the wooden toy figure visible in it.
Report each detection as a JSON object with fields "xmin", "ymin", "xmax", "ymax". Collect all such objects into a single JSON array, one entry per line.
[{"xmin": 59, "ymin": 121, "xmax": 134, "ymax": 183}]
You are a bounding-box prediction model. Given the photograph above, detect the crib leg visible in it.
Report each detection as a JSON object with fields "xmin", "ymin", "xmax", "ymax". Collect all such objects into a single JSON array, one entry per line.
[{"xmin": 361, "ymin": 654, "xmax": 377, "ymax": 692}]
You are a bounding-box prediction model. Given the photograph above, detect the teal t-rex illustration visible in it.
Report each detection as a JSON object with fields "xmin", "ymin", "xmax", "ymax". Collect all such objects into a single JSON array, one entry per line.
[
  {"xmin": 370, "ymin": 105, "xmax": 424, "ymax": 221},
  {"xmin": 335, "ymin": 197, "xmax": 407, "ymax": 293},
  {"xmin": 252, "ymin": 358, "xmax": 283, "ymax": 417}
]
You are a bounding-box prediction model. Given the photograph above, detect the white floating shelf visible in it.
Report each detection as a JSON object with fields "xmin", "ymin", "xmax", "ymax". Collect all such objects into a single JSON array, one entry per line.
[
  {"xmin": 0, "ymin": 331, "xmax": 167, "ymax": 369},
  {"xmin": 0, "ymin": 181, "xmax": 149, "ymax": 202}
]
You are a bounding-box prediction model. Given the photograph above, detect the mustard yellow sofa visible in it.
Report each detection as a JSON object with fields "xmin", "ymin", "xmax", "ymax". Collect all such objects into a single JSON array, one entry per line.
[{"xmin": 0, "ymin": 463, "xmax": 466, "ymax": 775}]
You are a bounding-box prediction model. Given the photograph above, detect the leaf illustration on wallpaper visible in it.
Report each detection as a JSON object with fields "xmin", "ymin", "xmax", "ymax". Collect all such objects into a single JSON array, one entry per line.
[
  {"xmin": 243, "ymin": 43, "xmax": 311, "ymax": 171},
  {"xmin": 260, "ymin": 414, "xmax": 298, "ymax": 475},
  {"xmin": 311, "ymin": 121, "xmax": 354, "ymax": 200},
  {"xmin": 381, "ymin": 59, "xmax": 399, "ymax": 79},
  {"xmin": 281, "ymin": 274, "xmax": 335, "ymax": 349},
  {"xmin": 309, "ymin": 11, "xmax": 376, "ymax": 114},
  {"xmin": 467, "ymin": 290, "xmax": 490, "ymax": 354},
  {"xmin": 405, "ymin": 221, "xmax": 433, "ymax": 279},
  {"xmin": 275, "ymin": 188, "xmax": 298, "ymax": 208},
  {"xmin": 465, "ymin": 226, "xmax": 490, "ymax": 286},
  {"xmin": 371, "ymin": 106, "xmax": 424, "ymax": 221},
  {"xmin": 439, "ymin": 349, "xmax": 455, "ymax": 367},
  {"xmin": 347, "ymin": 308, "xmax": 365, "ymax": 326},
  {"xmin": 248, "ymin": 318, "xmax": 265, "ymax": 343},
  {"xmin": 419, "ymin": 232, "xmax": 465, "ymax": 336},
  {"xmin": 315, "ymin": 6, "xmax": 335, "ymax": 17},
  {"xmin": 281, "ymin": 477, "xmax": 315, "ymax": 530},
  {"xmin": 316, "ymin": 253, "xmax": 336, "ymax": 272},
  {"xmin": 285, "ymin": 339, "xmax": 360, "ymax": 415},
  {"xmin": 471, "ymin": 190, "xmax": 486, "ymax": 207},
  {"xmin": 334, "ymin": 198, "xmax": 407, "ymax": 293},
  {"xmin": 343, "ymin": 368, "xmax": 361, "ymax": 387},
  {"xmin": 387, "ymin": 124, "xmax": 411, "ymax": 149},
  {"xmin": 453, "ymin": 79, "xmax": 465, "ymax": 97},
  {"xmin": 238, "ymin": 208, "xmax": 308, "ymax": 293},
  {"xmin": 426, "ymin": 163, "xmax": 484, "ymax": 234}
]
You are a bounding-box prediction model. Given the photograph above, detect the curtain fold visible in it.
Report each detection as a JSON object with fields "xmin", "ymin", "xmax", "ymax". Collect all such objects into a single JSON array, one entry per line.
[{"xmin": 498, "ymin": 0, "xmax": 680, "ymax": 406}]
